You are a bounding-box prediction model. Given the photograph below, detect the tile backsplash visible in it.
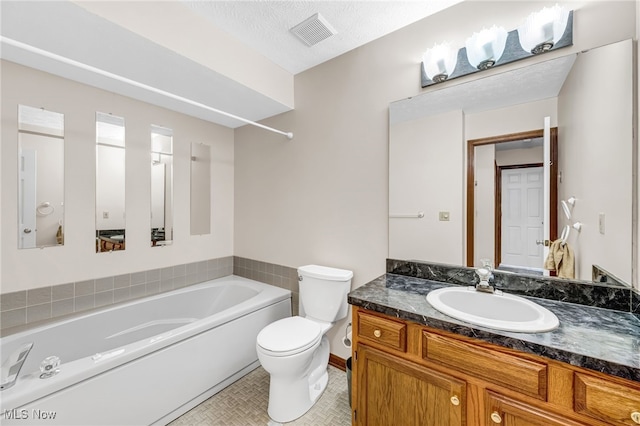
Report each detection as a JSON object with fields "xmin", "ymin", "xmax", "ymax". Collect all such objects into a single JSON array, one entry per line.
[
  {"xmin": 1, "ymin": 256, "xmax": 233, "ymax": 332},
  {"xmin": 387, "ymin": 258, "xmax": 637, "ymax": 315}
]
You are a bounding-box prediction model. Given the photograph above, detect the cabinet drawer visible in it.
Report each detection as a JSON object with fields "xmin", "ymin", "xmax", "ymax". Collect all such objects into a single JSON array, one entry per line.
[
  {"xmin": 486, "ymin": 390, "xmax": 587, "ymax": 426},
  {"xmin": 574, "ymin": 372, "xmax": 640, "ymax": 425},
  {"xmin": 357, "ymin": 312, "xmax": 407, "ymax": 352},
  {"xmin": 422, "ymin": 331, "xmax": 547, "ymax": 400}
]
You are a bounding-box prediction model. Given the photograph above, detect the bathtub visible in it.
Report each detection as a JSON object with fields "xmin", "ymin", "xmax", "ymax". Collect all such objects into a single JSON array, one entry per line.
[{"xmin": 0, "ymin": 276, "xmax": 291, "ymax": 425}]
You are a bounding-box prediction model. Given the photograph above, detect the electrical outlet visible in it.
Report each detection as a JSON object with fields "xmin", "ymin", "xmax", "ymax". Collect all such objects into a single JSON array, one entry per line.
[
  {"xmin": 103, "ymin": 211, "xmax": 109, "ymax": 219},
  {"xmin": 439, "ymin": 211, "xmax": 450, "ymax": 221},
  {"xmin": 599, "ymin": 213, "xmax": 605, "ymax": 234}
]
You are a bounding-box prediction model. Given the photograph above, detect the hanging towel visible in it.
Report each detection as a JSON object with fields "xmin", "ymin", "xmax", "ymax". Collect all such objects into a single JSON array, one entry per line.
[{"xmin": 543, "ymin": 239, "xmax": 575, "ymax": 279}]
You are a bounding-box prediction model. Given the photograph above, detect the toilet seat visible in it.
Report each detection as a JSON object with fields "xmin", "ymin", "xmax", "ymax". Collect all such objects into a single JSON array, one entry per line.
[{"xmin": 257, "ymin": 316, "xmax": 322, "ymax": 357}]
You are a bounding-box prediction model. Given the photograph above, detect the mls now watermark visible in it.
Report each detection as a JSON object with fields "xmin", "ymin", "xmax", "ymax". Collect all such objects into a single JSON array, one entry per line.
[{"xmin": 3, "ymin": 409, "xmax": 57, "ymax": 420}]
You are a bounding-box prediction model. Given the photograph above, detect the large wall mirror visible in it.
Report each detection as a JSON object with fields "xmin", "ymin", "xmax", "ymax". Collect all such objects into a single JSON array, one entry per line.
[
  {"xmin": 389, "ymin": 39, "xmax": 634, "ymax": 288},
  {"xmin": 96, "ymin": 112, "xmax": 126, "ymax": 252},
  {"xmin": 17, "ymin": 105, "xmax": 65, "ymax": 249},
  {"xmin": 151, "ymin": 125, "xmax": 173, "ymax": 247}
]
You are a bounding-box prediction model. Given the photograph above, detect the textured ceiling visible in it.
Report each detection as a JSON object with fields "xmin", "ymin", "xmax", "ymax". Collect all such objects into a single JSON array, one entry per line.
[{"xmin": 182, "ymin": 0, "xmax": 464, "ymax": 74}]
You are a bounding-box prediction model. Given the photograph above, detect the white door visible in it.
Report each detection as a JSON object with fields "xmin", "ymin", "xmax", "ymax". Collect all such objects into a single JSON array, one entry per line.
[
  {"xmin": 501, "ymin": 167, "xmax": 544, "ymax": 269},
  {"xmin": 19, "ymin": 149, "xmax": 37, "ymax": 248}
]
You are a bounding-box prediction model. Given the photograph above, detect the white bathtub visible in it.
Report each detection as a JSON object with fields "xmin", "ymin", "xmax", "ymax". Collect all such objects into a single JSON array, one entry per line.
[{"xmin": 0, "ymin": 276, "xmax": 291, "ymax": 425}]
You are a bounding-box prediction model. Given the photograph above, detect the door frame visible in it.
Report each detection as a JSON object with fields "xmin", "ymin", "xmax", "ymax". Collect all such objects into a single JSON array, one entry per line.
[{"xmin": 466, "ymin": 128, "xmax": 558, "ymax": 267}]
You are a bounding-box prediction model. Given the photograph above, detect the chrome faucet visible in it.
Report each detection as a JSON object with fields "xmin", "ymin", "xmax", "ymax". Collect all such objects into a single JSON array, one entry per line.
[
  {"xmin": 475, "ymin": 267, "xmax": 495, "ymax": 293},
  {"xmin": 0, "ymin": 342, "xmax": 34, "ymax": 391}
]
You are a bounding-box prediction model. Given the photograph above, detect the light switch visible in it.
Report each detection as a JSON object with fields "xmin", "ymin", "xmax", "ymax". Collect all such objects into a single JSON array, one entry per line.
[
  {"xmin": 439, "ymin": 211, "xmax": 450, "ymax": 221},
  {"xmin": 103, "ymin": 211, "xmax": 109, "ymax": 219},
  {"xmin": 599, "ymin": 213, "xmax": 605, "ymax": 234}
]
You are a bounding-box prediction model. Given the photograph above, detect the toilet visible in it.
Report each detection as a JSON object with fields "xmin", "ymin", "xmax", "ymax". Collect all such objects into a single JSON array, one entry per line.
[{"xmin": 256, "ymin": 264, "xmax": 353, "ymax": 423}]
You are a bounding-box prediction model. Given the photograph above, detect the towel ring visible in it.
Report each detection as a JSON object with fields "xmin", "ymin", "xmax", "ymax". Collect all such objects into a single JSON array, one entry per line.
[
  {"xmin": 36, "ymin": 202, "xmax": 54, "ymax": 216},
  {"xmin": 560, "ymin": 225, "xmax": 570, "ymax": 245}
]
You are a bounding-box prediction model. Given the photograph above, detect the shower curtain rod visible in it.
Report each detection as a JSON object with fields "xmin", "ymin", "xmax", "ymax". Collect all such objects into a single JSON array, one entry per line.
[{"xmin": 1, "ymin": 36, "xmax": 294, "ymax": 140}]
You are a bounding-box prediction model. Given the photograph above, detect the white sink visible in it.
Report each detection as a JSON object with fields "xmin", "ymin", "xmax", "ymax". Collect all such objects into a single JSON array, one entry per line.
[{"xmin": 426, "ymin": 286, "xmax": 559, "ymax": 333}]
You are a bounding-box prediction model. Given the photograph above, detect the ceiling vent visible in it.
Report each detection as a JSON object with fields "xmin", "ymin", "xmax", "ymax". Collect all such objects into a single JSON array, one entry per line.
[{"xmin": 290, "ymin": 13, "xmax": 337, "ymax": 47}]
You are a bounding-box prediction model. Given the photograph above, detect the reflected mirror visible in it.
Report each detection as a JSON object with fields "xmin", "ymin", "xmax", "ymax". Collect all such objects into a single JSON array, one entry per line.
[
  {"xmin": 96, "ymin": 112, "xmax": 126, "ymax": 252},
  {"xmin": 190, "ymin": 142, "xmax": 211, "ymax": 235},
  {"xmin": 151, "ymin": 125, "xmax": 173, "ymax": 247},
  {"xmin": 17, "ymin": 105, "xmax": 65, "ymax": 249},
  {"xmin": 389, "ymin": 39, "xmax": 634, "ymax": 287}
]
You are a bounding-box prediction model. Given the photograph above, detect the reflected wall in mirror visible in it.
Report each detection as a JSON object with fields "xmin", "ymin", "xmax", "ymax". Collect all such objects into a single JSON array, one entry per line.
[
  {"xmin": 17, "ymin": 105, "xmax": 65, "ymax": 249},
  {"xmin": 190, "ymin": 142, "xmax": 211, "ymax": 235},
  {"xmin": 96, "ymin": 112, "xmax": 126, "ymax": 252},
  {"xmin": 151, "ymin": 125, "xmax": 173, "ymax": 247},
  {"xmin": 389, "ymin": 39, "xmax": 634, "ymax": 287}
]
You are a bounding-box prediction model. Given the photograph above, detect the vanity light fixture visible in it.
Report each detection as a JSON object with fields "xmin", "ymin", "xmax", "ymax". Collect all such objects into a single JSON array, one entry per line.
[
  {"xmin": 420, "ymin": 6, "xmax": 572, "ymax": 88},
  {"xmin": 422, "ymin": 42, "xmax": 458, "ymax": 83},
  {"xmin": 465, "ymin": 25, "xmax": 508, "ymax": 70},
  {"xmin": 517, "ymin": 4, "xmax": 570, "ymax": 54}
]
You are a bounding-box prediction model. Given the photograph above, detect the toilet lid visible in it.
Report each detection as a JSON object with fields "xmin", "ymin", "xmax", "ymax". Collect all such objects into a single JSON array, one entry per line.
[{"xmin": 257, "ymin": 317, "xmax": 322, "ymax": 355}]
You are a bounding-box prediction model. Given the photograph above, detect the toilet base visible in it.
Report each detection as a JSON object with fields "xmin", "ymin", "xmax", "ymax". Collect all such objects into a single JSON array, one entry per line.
[{"xmin": 266, "ymin": 336, "xmax": 330, "ymax": 423}]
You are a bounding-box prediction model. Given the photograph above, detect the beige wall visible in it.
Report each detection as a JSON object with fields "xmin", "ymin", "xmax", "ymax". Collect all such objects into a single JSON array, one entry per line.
[
  {"xmin": 1, "ymin": 60, "xmax": 235, "ymax": 292},
  {"xmin": 389, "ymin": 110, "xmax": 465, "ymax": 263},
  {"xmin": 234, "ymin": 1, "xmax": 636, "ymax": 359},
  {"xmin": 558, "ymin": 39, "xmax": 634, "ymax": 285},
  {"xmin": 474, "ymin": 144, "xmax": 496, "ymax": 266}
]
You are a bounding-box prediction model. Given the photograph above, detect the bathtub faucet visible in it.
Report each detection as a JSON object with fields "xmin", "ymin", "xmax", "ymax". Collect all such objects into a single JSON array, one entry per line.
[{"xmin": 0, "ymin": 342, "xmax": 34, "ymax": 391}]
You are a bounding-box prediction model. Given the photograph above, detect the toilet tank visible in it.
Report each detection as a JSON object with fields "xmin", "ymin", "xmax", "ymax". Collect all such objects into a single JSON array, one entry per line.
[{"xmin": 298, "ymin": 265, "xmax": 353, "ymax": 323}]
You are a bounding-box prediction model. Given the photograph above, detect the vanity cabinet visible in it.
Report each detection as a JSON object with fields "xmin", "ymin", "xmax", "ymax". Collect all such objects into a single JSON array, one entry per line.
[{"xmin": 351, "ymin": 307, "xmax": 640, "ymax": 426}]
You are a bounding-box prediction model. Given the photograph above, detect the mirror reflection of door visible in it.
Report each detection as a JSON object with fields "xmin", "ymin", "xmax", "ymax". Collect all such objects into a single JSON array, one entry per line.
[
  {"xmin": 17, "ymin": 105, "xmax": 65, "ymax": 249},
  {"xmin": 469, "ymin": 128, "xmax": 558, "ymax": 273},
  {"xmin": 96, "ymin": 112, "xmax": 126, "ymax": 253},
  {"xmin": 498, "ymin": 164, "xmax": 543, "ymax": 273}
]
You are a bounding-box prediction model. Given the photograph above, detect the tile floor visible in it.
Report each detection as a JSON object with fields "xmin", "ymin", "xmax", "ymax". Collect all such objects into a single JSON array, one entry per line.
[{"xmin": 169, "ymin": 365, "xmax": 351, "ymax": 426}]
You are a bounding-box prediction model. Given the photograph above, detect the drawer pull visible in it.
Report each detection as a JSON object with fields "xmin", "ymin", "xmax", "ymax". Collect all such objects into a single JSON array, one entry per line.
[
  {"xmin": 450, "ymin": 395, "xmax": 460, "ymax": 406},
  {"xmin": 373, "ymin": 329, "xmax": 381, "ymax": 338},
  {"xmin": 632, "ymin": 411, "xmax": 640, "ymax": 424},
  {"xmin": 490, "ymin": 412, "xmax": 502, "ymax": 424}
]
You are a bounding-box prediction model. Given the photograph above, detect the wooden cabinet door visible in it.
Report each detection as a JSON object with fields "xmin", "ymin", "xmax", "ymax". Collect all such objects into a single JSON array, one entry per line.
[
  {"xmin": 355, "ymin": 344, "xmax": 465, "ymax": 426},
  {"xmin": 486, "ymin": 391, "xmax": 588, "ymax": 426}
]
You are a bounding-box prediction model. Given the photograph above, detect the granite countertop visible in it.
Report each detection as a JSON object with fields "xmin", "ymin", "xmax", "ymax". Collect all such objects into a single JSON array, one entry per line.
[{"xmin": 348, "ymin": 273, "xmax": 640, "ymax": 383}]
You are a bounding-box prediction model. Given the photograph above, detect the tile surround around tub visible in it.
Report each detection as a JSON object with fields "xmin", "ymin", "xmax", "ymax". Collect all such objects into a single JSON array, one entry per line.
[
  {"xmin": 0, "ymin": 256, "xmax": 234, "ymax": 332},
  {"xmin": 233, "ymin": 256, "xmax": 300, "ymax": 316}
]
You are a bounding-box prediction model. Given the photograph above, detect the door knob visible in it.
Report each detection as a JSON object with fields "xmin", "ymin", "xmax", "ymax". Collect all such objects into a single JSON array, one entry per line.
[
  {"xmin": 490, "ymin": 412, "xmax": 502, "ymax": 423},
  {"xmin": 535, "ymin": 239, "xmax": 550, "ymax": 246},
  {"xmin": 23, "ymin": 228, "xmax": 32, "ymax": 234},
  {"xmin": 373, "ymin": 330, "xmax": 381, "ymax": 338}
]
